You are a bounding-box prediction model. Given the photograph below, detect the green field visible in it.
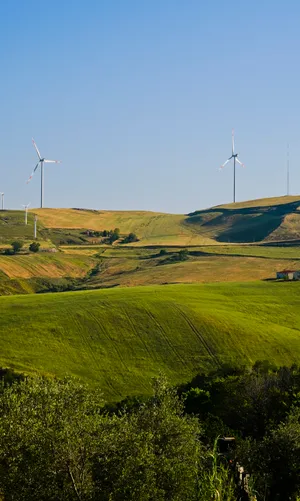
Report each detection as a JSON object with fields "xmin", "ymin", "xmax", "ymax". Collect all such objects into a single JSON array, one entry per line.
[{"xmin": 1, "ymin": 281, "xmax": 300, "ymax": 400}]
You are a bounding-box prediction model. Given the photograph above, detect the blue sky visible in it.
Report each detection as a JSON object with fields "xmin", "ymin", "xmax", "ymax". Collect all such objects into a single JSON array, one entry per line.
[{"xmin": 0, "ymin": 0, "xmax": 300, "ymax": 212}]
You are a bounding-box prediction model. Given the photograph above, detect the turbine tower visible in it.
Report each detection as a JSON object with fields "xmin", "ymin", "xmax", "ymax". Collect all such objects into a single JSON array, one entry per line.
[
  {"xmin": 220, "ymin": 129, "xmax": 245, "ymax": 203},
  {"xmin": 0, "ymin": 192, "xmax": 4, "ymax": 210},
  {"xmin": 287, "ymin": 143, "xmax": 290, "ymax": 197},
  {"xmin": 26, "ymin": 139, "xmax": 60, "ymax": 208},
  {"xmin": 22, "ymin": 203, "xmax": 30, "ymax": 225}
]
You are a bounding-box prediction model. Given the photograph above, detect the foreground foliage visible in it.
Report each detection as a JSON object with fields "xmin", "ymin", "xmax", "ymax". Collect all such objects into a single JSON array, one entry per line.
[
  {"xmin": 0, "ymin": 376, "xmax": 237, "ymax": 501},
  {"xmin": 1, "ymin": 366, "xmax": 300, "ymax": 499}
]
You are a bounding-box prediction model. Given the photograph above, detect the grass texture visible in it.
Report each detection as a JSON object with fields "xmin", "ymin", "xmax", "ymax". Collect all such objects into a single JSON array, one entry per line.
[{"xmin": 1, "ymin": 281, "xmax": 300, "ymax": 400}]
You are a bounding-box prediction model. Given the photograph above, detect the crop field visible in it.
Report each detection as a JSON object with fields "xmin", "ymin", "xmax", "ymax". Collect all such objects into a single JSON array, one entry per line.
[
  {"xmin": 0, "ymin": 253, "xmax": 96, "ymax": 279},
  {"xmin": 58, "ymin": 244, "xmax": 300, "ymax": 289},
  {"xmin": 1, "ymin": 281, "xmax": 300, "ymax": 400},
  {"xmin": 1, "ymin": 242, "xmax": 300, "ymax": 293},
  {"xmin": 1, "ymin": 197, "xmax": 300, "ymax": 294},
  {"xmin": 83, "ymin": 255, "xmax": 300, "ymax": 288}
]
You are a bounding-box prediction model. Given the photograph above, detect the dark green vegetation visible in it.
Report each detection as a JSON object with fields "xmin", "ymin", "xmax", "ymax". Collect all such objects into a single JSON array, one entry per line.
[
  {"xmin": 2, "ymin": 368, "xmax": 300, "ymax": 500},
  {"xmin": 29, "ymin": 241, "xmax": 40, "ymax": 252},
  {"xmin": 0, "ymin": 375, "xmax": 238, "ymax": 501},
  {"xmin": 179, "ymin": 363, "xmax": 300, "ymax": 500},
  {"xmin": 1, "ymin": 281, "xmax": 300, "ymax": 399}
]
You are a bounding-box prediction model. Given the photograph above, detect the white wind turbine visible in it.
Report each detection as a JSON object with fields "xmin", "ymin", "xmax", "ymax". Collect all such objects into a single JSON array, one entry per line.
[
  {"xmin": 22, "ymin": 203, "xmax": 31, "ymax": 225},
  {"xmin": 26, "ymin": 139, "xmax": 61, "ymax": 208},
  {"xmin": 220, "ymin": 129, "xmax": 245, "ymax": 203},
  {"xmin": 0, "ymin": 192, "xmax": 4, "ymax": 210}
]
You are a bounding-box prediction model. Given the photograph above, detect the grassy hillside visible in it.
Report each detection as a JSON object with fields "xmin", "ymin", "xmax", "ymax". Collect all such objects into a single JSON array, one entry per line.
[
  {"xmin": 1, "ymin": 243, "xmax": 300, "ymax": 293},
  {"xmin": 0, "ymin": 211, "xmax": 41, "ymax": 243},
  {"xmin": 1, "ymin": 282, "xmax": 300, "ymax": 400},
  {"xmin": 32, "ymin": 208, "xmax": 215, "ymax": 246},
  {"xmin": 0, "ymin": 253, "xmax": 96, "ymax": 279},
  {"xmin": 1, "ymin": 197, "xmax": 300, "ymax": 294},
  {"xmin": 187, "ymin": 197, "xmax": 300, "ymax": 243},
  {"xmin": 31, "ymin": 196, "xmax": 300, "ymax": 246},
  {"xmin": 70, "ymin": 245, "xmax": 300, "ymax": 289}
]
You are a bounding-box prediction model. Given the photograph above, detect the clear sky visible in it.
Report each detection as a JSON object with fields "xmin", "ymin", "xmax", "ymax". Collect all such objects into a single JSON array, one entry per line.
[{"xmin": 1, "ymin": 0, "xmax": 300, "ymax": 213}]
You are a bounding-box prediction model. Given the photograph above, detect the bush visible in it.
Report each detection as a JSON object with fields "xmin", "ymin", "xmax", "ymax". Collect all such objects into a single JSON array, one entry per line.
[
  {"xmin": 122, "ymin": 232, "xmax": 139, "ymax": 244},
  {"xmin": 11, "ymin": 241, "xmax": 23, "ymax": 254},
  {"xmin": 29, "ymin": 242, "xmax": 40, "ymax": 253},
  {"xmin": 108, "ymin": 228, "xmax": 120, "ymax": 244},
  {"xmin": 3, "ymin": 248, "xmax": 14, "ymax": 255},
  {"xmin": 178, "ymin": 249, "xmax": 189, "ymax": 261},
  {"xmin": 159, "ymin": 249, "xmax": 167, "ymax": 256}
]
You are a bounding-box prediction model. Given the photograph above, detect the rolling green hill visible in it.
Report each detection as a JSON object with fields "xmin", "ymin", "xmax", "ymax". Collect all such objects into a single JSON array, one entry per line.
[
  {"xmin": 1, "ymin": 281, "xmax": 300, "ymax": 400},
  {"xmin": 2, "ymin": 196, "xmax": 300, "ymax": 248},
  {"xmin": 30, "ymin": 195, "xmax": 300, "ymax": 245}
]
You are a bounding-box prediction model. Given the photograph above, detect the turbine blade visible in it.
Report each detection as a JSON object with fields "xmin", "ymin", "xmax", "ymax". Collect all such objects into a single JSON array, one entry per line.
[
  {"xmin": 26, "ymin": 162, "xmax": 40, "ymax": 184},
  {"xmin": 236, "ymin": 158, "xmax": 245, "ymax": 167},
  {"xmin": 220, "ymin": 157, "xmax": 232, "ymax": 169},
  {"xmin": 232, "ymin": 129, "xmax": 235, "ymax": 155},
  {"xmin": 44, "ymin": 159, "xmax": 61, "ymax": 164},
  {"xmin": 32, "ymin": 138, "xmax": 42, "ymax": 160}
]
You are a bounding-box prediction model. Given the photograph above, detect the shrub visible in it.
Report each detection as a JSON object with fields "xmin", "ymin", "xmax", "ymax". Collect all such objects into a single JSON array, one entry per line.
[
  {"xmin": 122, "ymin": 232, "xmax": 139, "ymax": 244},
  {"xmin": 178, "ymin": 249, "xmax": 189, "ymax": 261},
  {"xmin": 159, "ymin": 249, "xmax": 167, "ymax": 256},
  {"xmin": 3, "ymin": 248, "xmax": 14, "ymax": 255},
  {"xmin": 11, "ymin": 241, "xmax": 23, "ymax": 254},
  {"xmin": 29, "ymin": 242, "xmax": 40, "ymax": 253}
]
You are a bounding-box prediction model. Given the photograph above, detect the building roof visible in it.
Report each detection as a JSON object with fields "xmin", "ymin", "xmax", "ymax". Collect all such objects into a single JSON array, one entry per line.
[{"xmin": 278, "ymin": 270, "xmax": 299, "ymax": 273}]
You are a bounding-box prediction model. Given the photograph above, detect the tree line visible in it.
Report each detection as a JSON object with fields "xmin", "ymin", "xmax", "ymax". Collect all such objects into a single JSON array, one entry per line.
[
  {"xmin": 3, "ymin": 240, "xmax": 40, "ymax": 255},
  {"xmin": 83, "ymin": 228, "xmax": 139, "ymax": 245}
]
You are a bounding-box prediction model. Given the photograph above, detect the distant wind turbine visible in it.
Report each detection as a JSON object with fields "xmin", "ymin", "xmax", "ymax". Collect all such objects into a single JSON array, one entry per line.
[
  {"xmin": 286, "ymin": 143, "xmax": 290, "ymax": 197},
  {"xmin": 220, "ymin": 129, "xmax": 245, "ymax": 203},
  {"xmin": 26, "ymin": 139, "xmax": 61, "ymax": 208},
  {"xmin": 22, "ymin": 203, "xmax": 30, "ymax": 225},
  {"xmin": 0, "ymin": 192, "xmax": 4, "ymax": 210}
]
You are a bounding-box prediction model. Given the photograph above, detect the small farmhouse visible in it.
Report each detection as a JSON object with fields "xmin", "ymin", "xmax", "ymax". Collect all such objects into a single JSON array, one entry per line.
[{"xmin": 276, "ymin": 270, "xmax": 300, "ymax": 281}]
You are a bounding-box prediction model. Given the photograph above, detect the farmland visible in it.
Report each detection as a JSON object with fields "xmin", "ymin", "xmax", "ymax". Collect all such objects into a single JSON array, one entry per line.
[
  {"xmin": 1, "ymin": 197, "xmax": 300, "ymax": 400},
  {"xmin": 1, "ymin": 281, "xmax": 300, "ymax": 400},
  {"xmin": 0, "ymin": 197, "xmax": 300, "ymax": 294}
]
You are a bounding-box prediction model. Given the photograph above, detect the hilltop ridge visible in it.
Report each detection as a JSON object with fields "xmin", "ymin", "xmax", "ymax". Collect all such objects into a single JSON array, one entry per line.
[{"xmin": 28, "ymin": 195, "xmax": 300, "ymax": 245}]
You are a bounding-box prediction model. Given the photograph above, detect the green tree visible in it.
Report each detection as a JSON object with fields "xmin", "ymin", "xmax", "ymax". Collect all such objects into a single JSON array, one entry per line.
[
  {"xmin": 123, "ymin": 232, "xmax": 138, "ymax": 244},
  {"xmin": 239, "ymin": 408, "xmax": 300, "ymax": 501},
  {"xmin": 11, "ymin": 240, "xmax": 23, "ymax": 253},
  {"xmin": 0, "ymin": 377, "xmax": 103, "ymax": 501},
  {"xmin": 178, "ymin": 249, "xmax": 189, "ymax": 261},
  {"xmin": 29, "ymin": 242, "xmax": 40, "ymax": 253},
  {"xmin": 108, "ymin": 228, "xmax": 120, "ymax": 244},
  {"xmin": 93, "ymin": 376, "xmax": 202, "ymax": 500}
]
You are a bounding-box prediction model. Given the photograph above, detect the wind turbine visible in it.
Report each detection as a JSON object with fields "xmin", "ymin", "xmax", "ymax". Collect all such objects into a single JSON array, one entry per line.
[
  {"xmin": 220, "ymin": 129, "xmax": 245, "ymax": 203},
  {"xmin": 0, "ymin": 192, "xmax": 4, "ymax": 210},
  {"xmin": 286, "ymin": 143, "xmax": 290, "ymax": 197},
  {"xmin": 26, "ymin": 139, "xmax": 61, "ymax": 208},
  {"xmin": 22, "ymin": 203, "xmax": 30, "ymax": 225}
]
